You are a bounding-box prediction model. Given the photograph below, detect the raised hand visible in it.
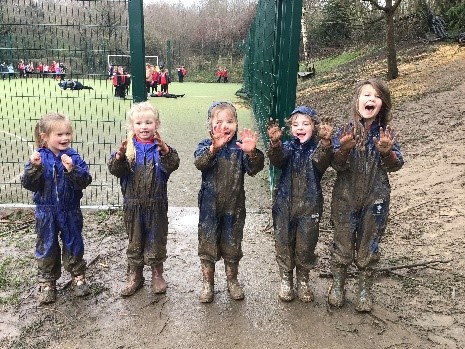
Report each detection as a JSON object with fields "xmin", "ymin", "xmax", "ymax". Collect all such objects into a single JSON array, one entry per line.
[
  {"xmin": 61, "ymin": 154, "xmax": 73, "ymax": 172},
  {"xmin": 30, "ymin": 151, "xmax": 41, "ymax": 166},
  {"xmin": 267, "ymin": 118, "xmax": 284, "ymax": 144},
  {"xmin": 237, "ymin": 128, "xmax": 258, "ymax": 155},
  {"xmin": 373, "ymin": 125, "xmax": 397, "ymax": 156},
  {"xmin": 154, "ymin": 130, "xmax": 169, "ymax": 155},
  {"xmin": 210, "ymin": 123, "xmax": 229, "ymax": 152},
  {"xmin": 318, "ymin": 116, "xmax": 333, "ymax": 144},
  {"xmin": 115, "ymin": 140, "xmax": 128, "ymax": 160},
  {"xmin": 338, "ymin": 124, "xmax": 356, "ymax": 153}
]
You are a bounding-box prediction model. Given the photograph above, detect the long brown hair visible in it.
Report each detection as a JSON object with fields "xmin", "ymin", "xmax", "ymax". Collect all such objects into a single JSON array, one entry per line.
[{"xmin": 350, "ymin": 78, "xmax": 392, "ymax": 147}]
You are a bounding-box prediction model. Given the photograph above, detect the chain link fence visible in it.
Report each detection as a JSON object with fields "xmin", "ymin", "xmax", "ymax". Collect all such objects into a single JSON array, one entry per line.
[
  {"xmin": 242, "ymin": 0, "xmax": 303, "ymax": 192},
  {"xmin": 0, "ymin": 0, "xmax": 131, "ymax": 206}
]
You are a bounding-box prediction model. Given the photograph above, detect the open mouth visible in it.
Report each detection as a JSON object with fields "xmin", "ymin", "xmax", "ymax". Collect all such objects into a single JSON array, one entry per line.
[{"xmin": 365, "ymin": 105, "xmax": 375, "ymax": 111}]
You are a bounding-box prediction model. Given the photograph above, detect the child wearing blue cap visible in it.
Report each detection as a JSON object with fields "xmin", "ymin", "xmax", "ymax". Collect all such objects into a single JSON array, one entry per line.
[
  {"xmin": 267, "ymin": 106, "xmax": 333, "ymax": 302},
  {"xmin": 194, "ymin": 101, "xmax": 265, "ymax": 303}
]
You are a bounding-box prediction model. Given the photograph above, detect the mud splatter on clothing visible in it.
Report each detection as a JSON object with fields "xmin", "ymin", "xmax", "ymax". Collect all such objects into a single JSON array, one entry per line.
[
  {"xmin": 21, "ymin": 147, "xmax": 92, "ymax": 282},
  {"xmin": 268, "ymin": 137, "xmax": 332, "ymax": 272},
  {"xmin": 108, "ymin": 138, "xmax": 179, "ymax": 267},
  {"xmin": 330, "ymin": 122, "xmax": 404, "ymax": 269},
  {"xmin": 194, "ymin": 134, "xmax": 264, "ymax": 263}
]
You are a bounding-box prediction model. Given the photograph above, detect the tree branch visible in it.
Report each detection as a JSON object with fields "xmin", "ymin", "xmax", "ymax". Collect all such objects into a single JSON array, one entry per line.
[{"xmin": 362, "ymin": 0, "xmax": 386, "ymax": 12}]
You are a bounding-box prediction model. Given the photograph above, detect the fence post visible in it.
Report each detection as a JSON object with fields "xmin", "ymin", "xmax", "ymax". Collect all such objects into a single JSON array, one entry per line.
[{"xmin": 128, "ymin": 0, "xmax": 146, "ymax": 102}]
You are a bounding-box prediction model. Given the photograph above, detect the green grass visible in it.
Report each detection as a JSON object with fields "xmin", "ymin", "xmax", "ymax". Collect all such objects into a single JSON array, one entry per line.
[
  {"xmin": 0, "ymin": 78, "xmax": 256, "ymax": 205},
  {"xmin": 301, "ymin": 47, "xmax": 375, "ymax": 74}
]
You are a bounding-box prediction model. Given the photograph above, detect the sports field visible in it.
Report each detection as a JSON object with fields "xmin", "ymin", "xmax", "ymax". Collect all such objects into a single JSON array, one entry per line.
[{"xmin": 0, "ymin": 77, "xmax": 256, "ymax": 206}]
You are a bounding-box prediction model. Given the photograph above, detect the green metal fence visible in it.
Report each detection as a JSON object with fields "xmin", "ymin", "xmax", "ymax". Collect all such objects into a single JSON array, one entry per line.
[
  {"xmin": 0, "ymin": 0, "xmax": 136, "ymax": 206},
  {"xmin": 242, "ymin": 0, "xmax": 303, "ymax": 192}
]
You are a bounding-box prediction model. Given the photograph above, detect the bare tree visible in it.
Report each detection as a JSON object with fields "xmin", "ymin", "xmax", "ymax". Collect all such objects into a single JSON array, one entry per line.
[{"xmin": 363, "ymin": 0, "xmax": 403, "ymax": 79}]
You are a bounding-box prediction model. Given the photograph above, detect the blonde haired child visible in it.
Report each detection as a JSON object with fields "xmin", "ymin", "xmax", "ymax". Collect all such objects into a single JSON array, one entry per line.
[
  {"xmin": 108, "ymin": 102, "xmax": 179, "ymax": 297},
  {"xmin": 21, "ymin": 112, "xmax": 92, "ymax": 304},
  {"xmin": 194, "ymin": 101, "xmax": 265, "ymax": 303}
]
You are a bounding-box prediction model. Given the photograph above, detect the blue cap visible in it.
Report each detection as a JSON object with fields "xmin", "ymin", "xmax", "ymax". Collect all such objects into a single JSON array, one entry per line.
[{"xmin": 290, "ymin": 105, "xmax": 318, "ymax": 120}]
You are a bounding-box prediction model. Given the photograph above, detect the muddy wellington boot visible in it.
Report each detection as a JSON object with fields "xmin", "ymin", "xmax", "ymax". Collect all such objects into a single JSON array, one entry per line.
[
  {"xmin": 73, "ymin": 274, "xmax": 90, "ymax": 297},
  {"xmin": 120, "ymin": 266, "xmax": 144, "ymax": 297},
  {"xmin": 38, "ymin": 280, "xmax": 57, "ymax": 305},
  {"xmin": 225, "ymin": 262, "xmax": 245, "ymax": 300},
  {"xmin": 151, "ymin": 263, "xmax": 167, "ymax": 294},
  {"xmin": 278, "ymin": 268, "xmax": 294, "ymax": 302},
  {"xmin": 199, "ymin": 260, "xmax": 215, "ymax": 303},
  {"xmin": 296, "ymin": 267, "xmax": 314, "ymax": 302},
  {"xmin": 355, "ymin": 269, "xmax": 374, "ymax": 312},
  {"xmin": 327, "ymin": 264, "xmax": 347, "ymax": 307}
]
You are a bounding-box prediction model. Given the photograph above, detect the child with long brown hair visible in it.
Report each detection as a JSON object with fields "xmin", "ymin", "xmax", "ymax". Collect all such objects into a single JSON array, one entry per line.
[{"xmin": 328, "ymin": 78, "xmax": 404, "ymax": 312}]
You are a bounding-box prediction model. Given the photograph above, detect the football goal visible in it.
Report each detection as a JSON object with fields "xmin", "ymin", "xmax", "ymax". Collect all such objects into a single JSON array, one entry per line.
[{"xmin": 107, "ymin": 55, "xmax": 159, "ymax": 70}]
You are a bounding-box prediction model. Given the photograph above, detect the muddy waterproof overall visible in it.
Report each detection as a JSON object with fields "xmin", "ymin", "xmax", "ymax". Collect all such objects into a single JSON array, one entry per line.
[
  {"xmin": 194, "ymin": 135, "xmax": 264, "ymax": 263},
  {"xmin": 108, "ymin": 139, "xmax": 180, "ymax": 268},
  {"xmin": 21, "ymin": 148, "xmax": 92, "ymax": 282},
  {"xmin": 330, "ymin": 123, "xmax": 404, "ymax": 269},
  {"xmin": 268, "ymin": 137, "xmax": 332, "ymax": 273}
]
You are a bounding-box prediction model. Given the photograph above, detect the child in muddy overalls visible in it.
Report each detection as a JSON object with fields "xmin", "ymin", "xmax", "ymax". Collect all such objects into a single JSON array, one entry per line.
[
  {"xmin": 21, "ymin": 112, "xmax": 92, "ymax": 305},
  {"xmin": 194, "ymin": 101, "xmax": 265, "ymax": 303},
  {"xmin": 267, "ymin": 106, "xmax": 333, "ymax": 302},
  {"xmin": 328, "ymin": 78, "xmax": 404, "ymax": 312},
  {"xmin": 108, "ymin": 102, "xmax": 180, "ymax": 297}
]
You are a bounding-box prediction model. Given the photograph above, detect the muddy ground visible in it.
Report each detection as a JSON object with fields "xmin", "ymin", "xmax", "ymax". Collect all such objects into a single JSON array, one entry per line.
[{"xmin": 1, "ymin": 42, "xmax": 465, "ymax": 349}]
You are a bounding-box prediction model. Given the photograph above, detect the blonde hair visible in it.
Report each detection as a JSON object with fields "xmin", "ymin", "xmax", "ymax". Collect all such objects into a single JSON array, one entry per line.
[
  {"xmin": 125, "ymin": 102, "xmax": 160, "ymax": 164},
  {"xmin": 34, "ymin": 112, "xmax": 72, "ymax": 148}
]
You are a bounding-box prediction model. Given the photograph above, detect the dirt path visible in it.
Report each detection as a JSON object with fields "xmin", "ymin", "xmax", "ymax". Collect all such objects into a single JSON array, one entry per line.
[{"xmin": 1, "ymin": 42, "xmax": 465, "ymax": 349}]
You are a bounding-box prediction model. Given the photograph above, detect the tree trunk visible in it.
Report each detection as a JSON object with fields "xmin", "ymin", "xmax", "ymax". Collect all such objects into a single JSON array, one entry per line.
[
  {"xmin": 301, "ymin": 7, "xmax": 310, "ymax": 65},
  {"xmin": 385, "ymin": 6, "xmax": 399, "ymax": 79}
]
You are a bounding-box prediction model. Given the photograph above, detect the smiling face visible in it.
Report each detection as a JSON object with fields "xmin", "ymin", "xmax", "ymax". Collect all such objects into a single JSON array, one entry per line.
[
  {"xmin": 290, "ymin": 113, "xmax": 315, "ymax": 143},
  {"xmin": 41, "ymin": 121, "xmax": 73, "ymax": 156},
  {"xmin": 210, "ymin": 107, "xmax": 238, "ymax": 142},
  {"xmin": 358, "ymin": 84, "xmax": 383, "ymax": 125},
  {"xmin": 131, "ymin": 111, "xmax": 159, "ymax": 142}
]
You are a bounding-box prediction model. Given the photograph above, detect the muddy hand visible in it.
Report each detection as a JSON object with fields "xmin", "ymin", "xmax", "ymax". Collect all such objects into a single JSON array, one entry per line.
[
  {"xmin": 338, "ymin": 124, "xmax": 356, "ymax": 153},
  {"xmin": 116, "ymin": 140, "xmax": 128, "ymax": 160},
  {"xmin": 267, "ymin": 118, "xmax": 284, "ymax": 143},
  {"xmin": 374, "ymin": 125, "xmax": 397, "ymax": 156},
  {"xmin": 30, "ymin": 151, "xmax": 41, "ymax": 166},
  {"xmin": 237, "ymin": 128, "xmax": 258, "ymax": 155},
  {"xmin": 61, "ymin": 154, "xmax": 73, "ymax": 171},
  {"xmin": 318, "ymin": 116, "xmax": 333, "ymax": 142},
  {"xmin": 155, "ymin": 130, "xmax": 169, "ymax": 155},
  {"xmin": 210, "ymin": 123, "xmax": 228, "ymax": 152}
]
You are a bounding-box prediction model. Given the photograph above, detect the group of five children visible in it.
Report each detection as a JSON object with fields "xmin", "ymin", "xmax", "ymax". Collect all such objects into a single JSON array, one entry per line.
[{"xmin": 21, "ymin": 78, "xmax": 403, "ymax": 313}]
